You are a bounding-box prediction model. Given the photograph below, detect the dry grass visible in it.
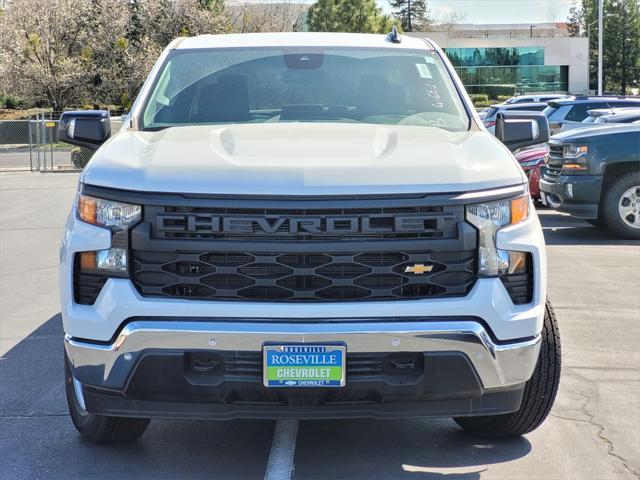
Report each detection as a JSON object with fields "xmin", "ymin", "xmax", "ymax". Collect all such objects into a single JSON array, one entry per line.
[{"xmin": 0, "ymin": 109, "xmax": 50, "ymax": 120}]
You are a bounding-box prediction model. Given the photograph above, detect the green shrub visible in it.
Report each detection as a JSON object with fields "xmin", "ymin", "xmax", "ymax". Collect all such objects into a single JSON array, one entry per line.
[
  {"xmin": 483, "ymin": 85, "xmax": 517, "ymax": 100},
  {"xmin": 469, "ymin": 94, "xmax": 489, "ymax": 103},
  {"xmin": 2, "ymin": 95, "xmax": 25, "ymax": 109},
  {"xmin": 496, "ymin": 95, "xmax": 512, "ymax": 102},
  {"xmin": 473, "ymin": 100, "xmax": 493, "ymax": 108}
]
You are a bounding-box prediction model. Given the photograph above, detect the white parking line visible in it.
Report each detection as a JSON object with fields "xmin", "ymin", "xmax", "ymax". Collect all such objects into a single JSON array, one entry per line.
[{"xmin": 264, "ymin": 420, "xmax": 299, "ymax": 480}]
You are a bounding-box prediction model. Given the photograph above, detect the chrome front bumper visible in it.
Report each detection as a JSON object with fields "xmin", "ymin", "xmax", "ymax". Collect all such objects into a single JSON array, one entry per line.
[{"xmin": 65, "ymin": 319, "xmax": 541, "ymax": 391}]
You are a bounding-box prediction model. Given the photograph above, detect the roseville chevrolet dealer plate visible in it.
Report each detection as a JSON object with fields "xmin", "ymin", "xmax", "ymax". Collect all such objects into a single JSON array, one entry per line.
[{"xmin": 263, "ymin": 345, "xmax": 346, "ymax": 387}]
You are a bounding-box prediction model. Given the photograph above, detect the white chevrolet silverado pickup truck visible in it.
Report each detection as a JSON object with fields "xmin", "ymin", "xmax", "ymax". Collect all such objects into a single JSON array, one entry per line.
[{"xmin": 58, "ymin": 31, "xmax": 560, "ymax": 444}]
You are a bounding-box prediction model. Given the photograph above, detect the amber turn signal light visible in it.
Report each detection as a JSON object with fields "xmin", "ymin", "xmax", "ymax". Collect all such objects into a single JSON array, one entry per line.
[
  {"xmin": 78, "ymin": 196, "xmax": 97, "ymax": 225},
  {"xmin": 510, "ymin": 195, "xmax": 529, "ymax": 225},
  {"xmin": 79, "ymin": 251, "xmax": 97, "ymax": 271},
  {"xmin": 562, "ymin": 163, "xmax": 588, "ymax": 171}
]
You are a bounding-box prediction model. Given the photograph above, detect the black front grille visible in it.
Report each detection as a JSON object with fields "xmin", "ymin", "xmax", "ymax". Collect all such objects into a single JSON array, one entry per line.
[
  {"xmin": 125, "ymin": 350, "xmax": 479, "ymax": 406},
  {"xmin": 146, "ymin": 204, "xmax": 463, "ymax": 241},
  {"xmin": 543, "ymin": 165, "xmax": 562, "ymax": 182},
  {"xmin": 132, "ymin": 249, "xmax": 476, "ymax": 302},
  {"xmin": 544, "ymin": 144, "xmax": 563, "ymax": 182},
  {"xmin": 548, "ymin": 144, "xmax": 563, "ymax": 158},
  {"xmin": 129, "ymin": 196, "xmax": 477, "ymax": 302}
]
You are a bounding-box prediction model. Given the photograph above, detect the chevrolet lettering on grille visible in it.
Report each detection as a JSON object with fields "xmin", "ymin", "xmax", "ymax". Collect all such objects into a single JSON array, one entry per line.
[{"xmin": 154, "ymin": 214, "xmax": 449, "ymax": 236}]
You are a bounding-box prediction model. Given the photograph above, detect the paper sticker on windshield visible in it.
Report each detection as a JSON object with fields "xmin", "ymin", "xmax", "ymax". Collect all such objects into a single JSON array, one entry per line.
[{"xmin": 416, "ymin": 63, "xmax": 432, "ymax": 79}]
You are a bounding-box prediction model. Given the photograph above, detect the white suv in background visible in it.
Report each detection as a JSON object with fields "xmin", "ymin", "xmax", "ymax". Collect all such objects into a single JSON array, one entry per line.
[
  {"xmin": 482, "ymin": 102, "xmax": 548, "ymax": 134},
  {"xmin": 505, "ymin": 94, "xmax": 570, "ymax": 104},
  {"xmin": 543, "ymin": 96, "xmax": 640, "ymax": 134}
]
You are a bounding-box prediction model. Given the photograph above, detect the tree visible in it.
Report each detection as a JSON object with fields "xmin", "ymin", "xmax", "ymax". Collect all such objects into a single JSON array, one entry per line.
[
  {"xmin": 307, "ymin": 0, "xmax": 340, "ymax": 32},
  {"xmin": 0, "ymin": 0, "xmax": 92, "ymax": 110},
  {"xmin": 227, "ymin": 2, "xmax": 307, "ymax": 33},
  {"xmin": 566, "ymin": 0, "xmax": 582, "ymax": 36},
  {"xmin": 82, "ymin": 0, "xmax": 161, "ymax": 110},
  {"xmin": 568, "ymin": 0, "xmax": 640, "ymax": 94},
  {"xmin": 545, "ymin": 1, "xmax": 561, "ymax": 31},
  {"xmin": 308, "ymin": 0, "xmax": 397, "ymax": 34},
  {"xmin": 428, "ymin": 10, "xmax": 467, "ymax": 34},
  {"xmin": 0, "ymin": 0, "xmax": 230, "ymax": 111},
  {"xmin": 138, "ymin": 0, "xmax": 229, "ymax": 47},
  {"xmin": 604, "ymin": 0, "xmax": 640, "ymax": 94},
  {"xmin": 389, "ymin": 0, "xmax": 429, "ymax": 32}
]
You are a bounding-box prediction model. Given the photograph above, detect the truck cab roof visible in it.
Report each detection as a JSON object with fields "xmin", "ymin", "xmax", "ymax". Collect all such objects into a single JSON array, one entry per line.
[{"xmin": 173, "ymin": 32, "xmax": 435, "ymax": 51}]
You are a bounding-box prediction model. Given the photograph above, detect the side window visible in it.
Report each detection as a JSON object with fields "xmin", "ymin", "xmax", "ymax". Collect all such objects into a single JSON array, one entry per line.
[
  {"xmin": 546, "ymin": 105, "xmax": 571, "ymax": 121},
  {"xmin": 484, "ymin": 107, "xmax": 499, "ymax": 120},
  {"xmin": 565, "ymin": 103, "xmax": 607, "ymax": 122},
  {"xmin": 608, "ymin": 101, "xmax": 640, "ymax": 109},
  {"xmin": 564, "ymin": 104, "xmax": 589, "ymax": 122},
  {"xmin": 513, "ymin": 105, "xmax": 546, "ymax": 111}
]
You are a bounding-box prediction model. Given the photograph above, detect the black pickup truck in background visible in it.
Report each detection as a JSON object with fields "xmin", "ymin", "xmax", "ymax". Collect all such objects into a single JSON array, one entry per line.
[{"xmin": 539, "ymin": 124, "xmax": 640, "ymax": 239}]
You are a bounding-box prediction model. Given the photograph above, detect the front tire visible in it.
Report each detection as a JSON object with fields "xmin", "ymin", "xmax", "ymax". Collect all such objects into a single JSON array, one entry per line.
[
  {"xmin": 65, "ymin": 355, "xmax": 150, "ymax": 444},
  {"xmin": 586, "ymin": 218, "xmax": 604, "ymax": 228},
  {"xmin": 454, "ymin": 300, "xmax": 561, "ymax": 438},
  {"xmin": 600, "ymin": 172, "xmax": 640, "ymax": 239}
]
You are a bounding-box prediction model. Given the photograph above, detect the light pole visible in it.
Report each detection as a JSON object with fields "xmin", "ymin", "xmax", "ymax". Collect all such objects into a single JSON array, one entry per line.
[
  {"xmin": 598, "ymin": 0, "xmax": 603, "ymax": 95},
  {"xmin": 586, "ymin": 12, "xmax": 617, "ymax": 95}
]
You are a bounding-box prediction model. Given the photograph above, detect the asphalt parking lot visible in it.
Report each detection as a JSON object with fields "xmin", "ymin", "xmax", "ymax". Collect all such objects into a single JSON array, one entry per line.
[{"xmin": 1, "ymin": 171, "xmax": 639, "ymax": 480}]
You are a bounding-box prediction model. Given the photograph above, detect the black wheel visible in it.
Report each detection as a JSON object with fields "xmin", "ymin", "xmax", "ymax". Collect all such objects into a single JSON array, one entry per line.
[
  {"xmin": 454, "ymin": 300, "xmax": 561, "ymax": 438},
  {"xmin": 600, "ymin": 172, "xmax": 640, "ymax": 239},
  {"xmin": 65, "ymin": 355, "xmax": 150, "ymax": 444}
]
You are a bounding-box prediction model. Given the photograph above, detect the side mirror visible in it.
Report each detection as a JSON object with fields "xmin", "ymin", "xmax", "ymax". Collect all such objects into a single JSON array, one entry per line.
[
  {"xmin": 58, "ymin": 110, "xmax": 111, "ymax": 151},
  {"xmin": 495, "ymin": 111, "xmax": 549, "ymax": 151}
]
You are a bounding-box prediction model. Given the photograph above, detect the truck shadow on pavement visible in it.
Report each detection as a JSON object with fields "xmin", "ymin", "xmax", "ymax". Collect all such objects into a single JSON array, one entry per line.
[
  {"xmin": 538, "ymin": 209, "xmax": 640, "ymax": 246},
  {"xmin": 1, "ymin": 314, "xmax": 532, "ymax": 480},
  {"xmin": 295, "ymin": 418, "xmax": 530, "ymax": 479}
]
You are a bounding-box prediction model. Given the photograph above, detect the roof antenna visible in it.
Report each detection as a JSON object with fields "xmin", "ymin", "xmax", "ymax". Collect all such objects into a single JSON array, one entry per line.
[{"xmin": 386, "ymin": 25, "xmax": 401, "ymax": 44}]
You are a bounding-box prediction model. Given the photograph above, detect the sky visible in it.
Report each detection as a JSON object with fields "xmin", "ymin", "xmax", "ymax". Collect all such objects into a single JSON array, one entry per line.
[
  {"xmin": 236, "ymin": 0, "xmax": 574, "ymax": 25},
  {"xmin": 409, "ymin": 0, "xmax": 573, "ymax": 24}
]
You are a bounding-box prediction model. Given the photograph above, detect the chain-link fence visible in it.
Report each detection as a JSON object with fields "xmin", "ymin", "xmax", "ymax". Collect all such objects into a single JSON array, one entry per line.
[{"xmin": 0, "ymin": 111, "xmax": 122, "ymax": 172}]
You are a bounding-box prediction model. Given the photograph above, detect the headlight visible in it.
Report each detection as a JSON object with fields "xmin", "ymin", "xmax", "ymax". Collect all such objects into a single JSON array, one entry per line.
[
  {"xmin": 74, "ymin": 195, "xmax": 140, "ymax": 287},
  {"xmin": 78, "ymin": 248, "xmax": 128, "ymax": 274},
  {"xmin": 563, "ymin": 144, "xmax": 588, "ymax": 159},
  {"xmin": 77, "ymin": 194, "xmax": 141, "ymax": 230},
  {"xmin": 466, "ymin": 195, "xmax": 529, "ymax": 277}
]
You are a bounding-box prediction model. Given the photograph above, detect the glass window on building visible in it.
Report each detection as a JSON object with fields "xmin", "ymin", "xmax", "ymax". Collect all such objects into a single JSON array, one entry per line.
[
  {"xmin": 445, "ymin": 47, "xmax": 545, "ymax": 67},
  {"xmin": 444, "ymin": 47, "xmax": 568, "ymax": 95}
]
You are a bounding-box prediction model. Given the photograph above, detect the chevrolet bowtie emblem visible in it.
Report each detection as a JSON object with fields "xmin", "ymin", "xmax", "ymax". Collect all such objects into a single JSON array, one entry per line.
[{"xmin": 404, "ymin": 264, "xmax": 434, "ymax": 275}]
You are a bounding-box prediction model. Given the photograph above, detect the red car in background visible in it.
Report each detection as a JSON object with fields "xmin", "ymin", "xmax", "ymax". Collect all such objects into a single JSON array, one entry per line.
[{"xmin": 515, "ymin": 147, "xmax": 547, "ymax": 200}]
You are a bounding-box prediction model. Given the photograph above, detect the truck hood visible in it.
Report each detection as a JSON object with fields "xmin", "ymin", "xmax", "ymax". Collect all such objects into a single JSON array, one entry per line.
[
  {"xmin": 82, "ymin": 123, "xmax": 524, "ymax": 195},
  {"xmin": 551, "ymin": 124, "xmax": 640, "ymax": 143}
]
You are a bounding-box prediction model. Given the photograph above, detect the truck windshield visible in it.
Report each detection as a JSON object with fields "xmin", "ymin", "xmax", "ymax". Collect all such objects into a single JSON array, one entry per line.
[{"xmin": 140, "ymin": 47, "xmax": 469, "ymax": 131}]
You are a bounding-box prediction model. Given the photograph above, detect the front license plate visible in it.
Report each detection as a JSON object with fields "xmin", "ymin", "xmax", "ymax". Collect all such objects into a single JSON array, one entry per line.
[{"xmin": 263, "ymin": 345, "xmax": 346, "ymax": 387}]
